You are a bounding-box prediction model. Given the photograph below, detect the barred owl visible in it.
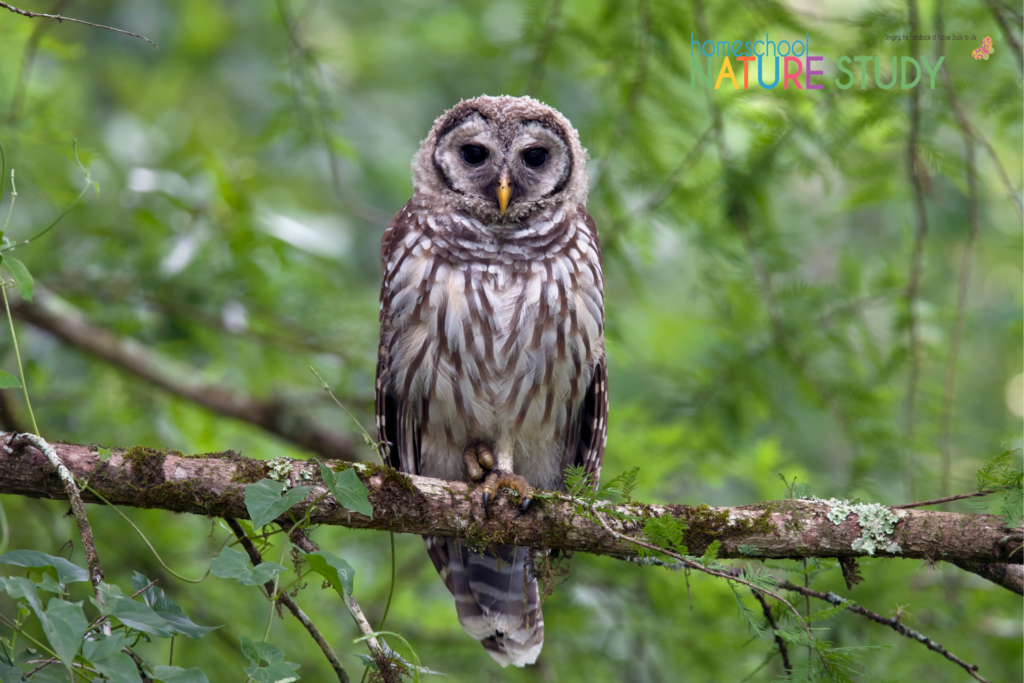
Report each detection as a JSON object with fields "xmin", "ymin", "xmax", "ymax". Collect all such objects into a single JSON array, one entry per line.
[{"xmin": 375, "ymin": 95, "xmax": 607, "ymax": 667}]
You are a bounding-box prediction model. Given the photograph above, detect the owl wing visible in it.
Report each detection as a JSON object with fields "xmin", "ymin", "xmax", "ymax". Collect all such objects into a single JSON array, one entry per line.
[
  {"xmin": 375, "ymin": 202, "xmax": 422, "ymax": 476},
  {"xmin": 565, "ymin": 209, "xmax": 608, "ymax": 492},
  {"xmin": 571, "ymin": 358, "xmax": 608, "ymax": 490}
]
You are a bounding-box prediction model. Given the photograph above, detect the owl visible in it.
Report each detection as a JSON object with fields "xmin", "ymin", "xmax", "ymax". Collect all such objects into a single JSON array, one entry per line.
[{"xmin": 375, "ymin": 95, "xmax": 607, "ymax": 667}]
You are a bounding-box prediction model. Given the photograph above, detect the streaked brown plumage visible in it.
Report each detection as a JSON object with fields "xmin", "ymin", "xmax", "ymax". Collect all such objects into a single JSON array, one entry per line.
[{"xmin": 375, "ymin": 95, "xmax": 607, "ymax": 667}]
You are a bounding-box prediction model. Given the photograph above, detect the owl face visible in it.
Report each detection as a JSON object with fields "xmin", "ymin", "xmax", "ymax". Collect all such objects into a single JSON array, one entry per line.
[{"xmin": 412, "ymin": 96, "xmax": 588, "ymax": 225}]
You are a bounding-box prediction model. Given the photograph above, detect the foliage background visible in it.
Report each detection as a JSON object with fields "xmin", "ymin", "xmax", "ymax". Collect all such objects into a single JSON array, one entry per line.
[{"xmin": 0, "ymin": 0, "xmax": 1021, "ymax": 680}]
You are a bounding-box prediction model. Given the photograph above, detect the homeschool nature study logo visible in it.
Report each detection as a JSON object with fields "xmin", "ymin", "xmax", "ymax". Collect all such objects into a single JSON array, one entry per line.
[{"xmin": 691, "ymin": 33, "xmax": 945, "ymax": 90}]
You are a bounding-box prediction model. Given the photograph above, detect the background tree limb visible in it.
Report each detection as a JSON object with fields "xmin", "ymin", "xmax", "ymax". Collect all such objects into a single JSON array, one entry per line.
[{"xmin": 12, "ymin": 288, "xmax": 358, "ymax": 461}]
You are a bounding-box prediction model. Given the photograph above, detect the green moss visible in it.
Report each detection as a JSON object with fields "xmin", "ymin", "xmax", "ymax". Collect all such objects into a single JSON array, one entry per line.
[
  {"xmin": 660, "ymin": 504, "xmax": 776, "ymax": 556},
  {"xmin": 737, "ymin": 544, "xmax": 762, "ymax": 556},
  {"xmin": 230, "ymin": 456, "xmax": 270, "ymax": 484},
  {"xmin": 121, "ymin": 446, "xmax": 167, "ymax": 487},
  {"xmin": 362, "ymin": 462, "xmax": 417, "ymax": 494},
  {"xmin": 754, "ymin": 499, "xmax": 808, "ymax": 532}
]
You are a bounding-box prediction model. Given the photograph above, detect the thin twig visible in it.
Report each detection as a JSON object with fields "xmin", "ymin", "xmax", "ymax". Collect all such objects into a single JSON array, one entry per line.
[
  {"xmin": 226, "ymin": 518, "xmax": 351, "ymax": 683},
  {"xmin": 5, "ymin": 434, "xmax": 104, "ymax": 599},
  {"xmin": 751, "ymin": 589, "xmax": 792, "ymax": 676},
  {"xmin": 892, "ymin": 489, "xmax": 1000, "ymax": 509},
  {"xmin": 903, "ymin": 0, "xmax": 929, "ymax": 502},
  {"xmin": 524, "ymin": 0, "xmax": 565, "ymax": 95},
  {"xmin": 778, "ymin": 580, "xmax": 991, "ymax": 683},
  {"xmin": 590, "ymin": 506, "xmax": 814, "ymax": 642},
  {"xmin": 0, "ymin": 1, "xmax": 157, "ymax": 47},
  {"xmin": 23, "ymin": 657, "xmax": 57, "ymax": 677}
]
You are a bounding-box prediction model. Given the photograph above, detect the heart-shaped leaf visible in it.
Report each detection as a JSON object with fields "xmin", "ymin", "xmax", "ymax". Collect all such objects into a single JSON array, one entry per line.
[
  {"xmin": 42, "ymin": 598, "xmax": 88, "ymax": 672},
  {"xmin": 90, "ymin": 653, "xmax": 143, "ymax": 683},
  {"xmin": 211, "ymin": 548, "xmax": 286, "ymax": 587},
  {"xmin": 106, "ymin": 597, "xmax": 175, "ymax": 637},
  {"xmin": 82, "ymin": 631, "xmax": 125, "ymax": 662},
  {"xmin": 317, "ymin": 462, "xmax": 373, "ymax": 518},
  {"xmin": 243, "ymin": 661, "xmax": 301, "ymax": 683},
  {"xmin": 0, "ymin": 550, "xmax": 89, "ymax": 584},
  {"xmin": 130, "ymin": 573, "xmax": 218, "ymax": 638},
  {"xmin": 245, "ymin": 479, "xmax": 313, "ymax": 529},
  {"xmin": 151, "ymin": 666, "xmax": 211, "ymax": 683},
  {"xmin": 240, "ymin": 636, "xmax": 284, "ymax": 666},
  {"xmin": 302, "ymin": 550, "xmax": 354, "ymax": 600}
]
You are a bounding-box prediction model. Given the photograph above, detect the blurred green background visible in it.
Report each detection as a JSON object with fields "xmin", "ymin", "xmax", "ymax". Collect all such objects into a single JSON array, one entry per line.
[{"xmin": 0, "ymin": 0, "xmax": 1021, "ymax": 680}]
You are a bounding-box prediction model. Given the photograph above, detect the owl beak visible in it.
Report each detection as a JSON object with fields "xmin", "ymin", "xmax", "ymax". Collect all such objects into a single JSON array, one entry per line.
[{"xmin": 496, "ymin": 173, "xmax": 512, "ymax": 216}]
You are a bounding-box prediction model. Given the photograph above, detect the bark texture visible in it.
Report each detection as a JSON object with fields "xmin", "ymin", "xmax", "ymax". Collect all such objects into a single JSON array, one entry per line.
[{"xmin": 1, "ymin": 436, "xmax": 1020, "ymax": 569}]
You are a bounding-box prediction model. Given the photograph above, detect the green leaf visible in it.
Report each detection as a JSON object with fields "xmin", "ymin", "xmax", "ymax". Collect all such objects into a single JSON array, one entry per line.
[
  {"xmin": 130, "ymin": 572, "xmax": 218, "ymax": 638},
  {"xmin": 240, "ymin": 636, "xmax": 284, "ymax": 665},
  {"xmin": 106, "ymin": 596, "xmax": 175, "ymax": 637},
  {"xmin": 4, "ymin": 257, "xmax": 32, "ymax": 302},
  {"xmin": 211, "ymin": 548, "xmax": 286, "ymax": 587},
  {"xmin": 82, "ymin": 632, "xmax": 126, "ymax": 663},
  {"xmin": 0, "ymin": 662, "xmax": 25, "ymax": 683},
  {"xmin": 243, "ymin": 661, "xmax": 301, "ymax": 683},
  {"xmin": 318, "ymin": 462, "xmax": 373, "ymax": 518},
  {"xmin": 84, "ymin": 634, "xmax": 140, "ymax": 683},
  {"xmin": 702, "ymin": 540, "xmax": 721, "ymax": 562},
  {"xmin": 641, "ymin": 516, "xmax": 689, "ymax": 557},
  {"xmin": 90, "ymin": 653, "xmax": 143, "ymax": 683},
  {"xmin": 210, "ymin": 547, "xmax": 251, "ymax": 580},
  {"xmin": 245, "ymin": 479, "xmax": 313, "ymax": 529},
  {"xmin": 151, "ymin": 666, "xmax": 211, "ymax": 683},
  {"xmin": 0, "ymin": 370, "xmax": 19, "ymax": 389},
  {"xmin": 42, "ymin": 598, "xmax": 88, "ymax": 673},
  {"xmin": 4, "ymin": 577, "xmax": 45, "ymax": 621},
  {"xmin": 244, "ymin": 562, "xmax": 287, "ymax": 586},
  {"xmin": 0, "ymin": 550, "xmax": 90, "ymax": 584},
  {"xmin": 98, "ymin": 447, "xmax": 112, "ymax": 461},
  {"xmin": 34, "ymin": 573, "xmax": 66, "ymax": 596},
  {"xmin": 240, "ymin": 638, "xmax": 300, "ymax": 683},
  {"xmin": 28, "ymin": 667, "xmax": 71, "ymax": 683},
  {"xmin": 303, "ymin": 550, "xmax": 354, "ymax": 599}
]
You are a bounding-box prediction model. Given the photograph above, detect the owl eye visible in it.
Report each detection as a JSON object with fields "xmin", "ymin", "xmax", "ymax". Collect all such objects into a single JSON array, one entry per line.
[
  {"xmin": 522, "ymin": 147, "xmax": 548, "ymax": 168},
  {"xmin": 460, "ymin": 145, "xmax": 488, "ymax": 165}
]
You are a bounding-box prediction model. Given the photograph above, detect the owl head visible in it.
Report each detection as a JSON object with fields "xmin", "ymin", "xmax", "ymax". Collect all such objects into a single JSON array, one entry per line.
[{"xmin": 411, "ymin": 95, "xmax": 589, "ymax": 225}]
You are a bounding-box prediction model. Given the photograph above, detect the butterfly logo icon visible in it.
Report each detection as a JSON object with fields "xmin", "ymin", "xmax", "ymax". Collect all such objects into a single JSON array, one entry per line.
[{"xmin": 972, "ymin": 36, "xmax": 995, "ymax": 60}]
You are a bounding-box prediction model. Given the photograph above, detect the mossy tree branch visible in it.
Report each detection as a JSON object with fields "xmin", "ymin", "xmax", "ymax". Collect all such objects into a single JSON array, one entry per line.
[{"xmin": 0, "ymin": 436, "xmax": 1019, "ymax": 586}]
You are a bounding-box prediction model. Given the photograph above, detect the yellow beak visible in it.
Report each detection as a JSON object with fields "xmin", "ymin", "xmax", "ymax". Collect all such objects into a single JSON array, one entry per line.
[{"xmin": 497, "ymin": 174, "xmax": 511, "ymax": 216}]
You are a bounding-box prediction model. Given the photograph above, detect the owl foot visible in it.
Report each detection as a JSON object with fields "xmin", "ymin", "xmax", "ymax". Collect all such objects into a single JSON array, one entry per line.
[
  {"xmin": 462, "ymin": 443, "xmax": 495, "ymax": 482},
  {"xmin": 481, "ymin": 470, "xmax": 533, "ymax": 518}
]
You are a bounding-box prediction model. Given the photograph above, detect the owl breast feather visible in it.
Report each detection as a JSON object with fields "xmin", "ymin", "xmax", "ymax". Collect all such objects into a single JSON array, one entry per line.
[{"xmin": 381, "ymin": 204, "xmax": 604, "ymax": 489}]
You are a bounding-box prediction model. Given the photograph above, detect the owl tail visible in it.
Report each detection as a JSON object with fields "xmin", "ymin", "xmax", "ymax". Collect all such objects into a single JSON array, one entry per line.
[{"xmin": 424, "ymin": 536, "xmax": 544, "ymax": 667}]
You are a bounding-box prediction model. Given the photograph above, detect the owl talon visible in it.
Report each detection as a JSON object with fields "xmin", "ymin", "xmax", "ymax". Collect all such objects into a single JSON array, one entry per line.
[
  {"xmin": 463, "ymin": 443, "xmax": 494, "ymax": 482},
  {"xmin": 480, "ymin": 470, "xmax": 534, "ymax": 519},
  {"xmin": 516, "ymin": 497, "xmax": 532, "ymax": 517}
]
